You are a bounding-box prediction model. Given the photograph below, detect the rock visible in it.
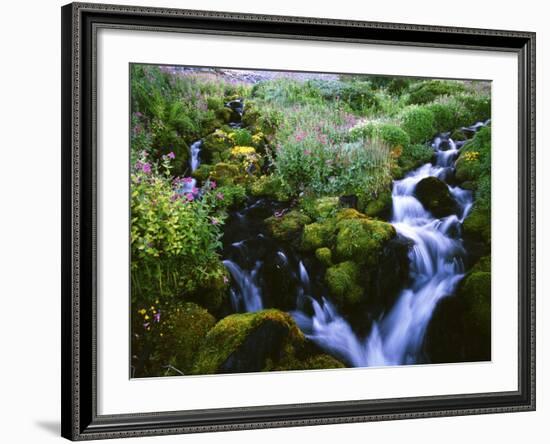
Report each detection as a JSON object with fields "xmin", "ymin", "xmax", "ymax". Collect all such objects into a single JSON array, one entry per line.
[
  {"xmin": 300, "ymin": 220, "xmax": 336, "ymax": 252},
  {"xmin": 358, "ymin": 190, "xmax": 393, "ymax": 219},
  {"xmin": 414, "ymin": 176, "xmax": 458, "ymax": 218},
  {"xmin": 201, "ymin": 130, "xmax": 233, "ymax": 164},
  {"xmin": 334, "ymin": 213, "xmax": 396, "ymax": 266},
  {"xmin": 315, "ymin": 247, "xmax": 333, "ymax": 267},
  {"xmin": 463, "ymin": 205, "xmax": 491, "ymax": 245},
  {"xmin": 425, "ymin": 270, "xmax": 491, "ymax": 363},
  {"xmin": 325, "ymin": 261, "xmax": 363, "ymax": 306},
  {"xmin": 249, "ymin": 174, "xmax": 290, "ymax": 201},
  {"xmin": 157, "ymin": 303, "xmax": 216, "ymax": 374},
  {"xmin": 191, "ymin": 163, "xmax": 212, "ymax": 182},
  {"xmin": 264, "ymin": 210, "xmax": 311, "ymax": 242},
  {"xmin": 192, "ymin": 309, "xmax": 344, "ymax": 374},
  {"xmin": 209, "ymin": 162, "xmax": 241, "ymax": 186}
]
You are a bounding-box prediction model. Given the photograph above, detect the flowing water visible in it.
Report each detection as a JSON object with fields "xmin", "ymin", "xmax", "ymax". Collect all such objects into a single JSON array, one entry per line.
[{"xmin": 212, "ymin": 101, "xmax": 485, "ymax": 367}]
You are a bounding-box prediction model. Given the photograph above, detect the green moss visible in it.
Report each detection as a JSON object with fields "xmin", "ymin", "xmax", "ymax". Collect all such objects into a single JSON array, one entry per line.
[
  {"xmin": 202, "ymin": 131, "xmax": 233, "ymax": 163},
  {"xmin": 359, "ymin": 190, "xmax": 393, "ymax": 218},
  {"xmin": 158, "ymin": 302, "xmax": 216, "ymax": 374},
  {"xmin": 209, "ymin": 162, "xmax": 241, "ymax": 186},
  {"xmin": 471, "ymin": 256, "xmax": 491, "ymax": 273},
  {"xmin": 189, "ymin": 261, "xmax": 230, "ymax": 313},
  {"xmin": 407, "ymin": 80, "xmax": 466, "ymax": 105},
  {"xmin": 191, "ymin": 309, "xmax": 305, "ymax": 374},
  {"xmin": 325, "ymin": 261, "xmax": 363, "ymax": 305},
  {"xmin": 315, "ymin": 247, "xmax": 333, "ymax": 267},
  {"xmin": 400, "ymin": 106, "xmax": 436, "ymax": 144},
  {"xmin": 335, "ymin": 217, "xmax": 396, "ymax": 266},
  {"xmin": 450, "ymin": 129, "xmax": 467, "ymax": 141},
  {"xmin": 274, "ymin": 353, "xmax": 345, "ymax": 371},
  {"xmin": 301, "ymin": 221, "xmax": 336, "ymax": 251},
  {"xmin": 463, "ymin": 205, "xmax": 491, "ymax": 244},
  {"xmin": 264, "ymin": 210, "xmax": 311, "ymax": 242},
  {"xmin": 460, "ymin": 271, "xmax": 491, "ymax": 331},
  {"xmin": 191, "ymin": 164, "xmax": 212, "ymax": 182},
  {"xmin": 249, "ymin": 174, "xmax": 290, "ymax": 201},
  {"xmin": 414, "ymin": 176, "xmax": 458, "ymax": 218},
  {"xmin": 336, "ymin": 208, "xmax": 368, "ymax": 221},
  {"xmin": 215, "ymin": 107, "xmax": 233, "ymax": 123}
]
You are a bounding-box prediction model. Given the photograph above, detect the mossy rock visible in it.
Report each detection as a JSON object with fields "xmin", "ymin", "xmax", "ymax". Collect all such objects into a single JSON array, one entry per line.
[
  {"xmin": 191, "ymin": 309, "xmax": 305, "ymax": 374},
  {"xmin": 426, "ymin": 270, "xmax": 491, "ymax": 363},
  {"xmin": 471, "ymin": 256, "xmax": 491, "ymax": 273},
  {"xmin": 273, "ymin": 352, "xmax": 345, "ymax": 371},
  {"xmin": 335, "ymin": 216, "xmax": 396, "ymax": 266},
  {"xmin": 463, "ymin": 205, "xmax": 491, "ymax": 244},
  {"xmin": 201, "ymin": 130, "xmax": 233, "ymax": 164},
  {"xmin": 414, "ymin": 176, "xmax": 458, "ymax": 218},
  {"xmin": 264, "ymin": 210, "xmax": 311, "ymax": 242},
  {"xmin": 249, "ymin": 175, "xmax": 290, "ymax": 201},
  {"xmin": 325, "ymin": 261, "xmax": 363, "ymax": 306},
  {"xmin": 336, "ymin": 208, "xmax": 367, "ymax": 221},
  {"xmin": 398, "ymin": 143, "xmax": 434, "ymax": 175},
  {"xmin": 215, "ymin": 107, "xmax": 234, "ymax": 124},
  {"xmin": 157, "ymin": 303, "xmax": 216, "ymax": 374},
  {"xmin": 450, "ymin": 129, "xmax": 468, "ymax": 141},
  {"xmin": 315, "ymin": 247, "xmax": 333, "ymax": 267},
  {"xmin": 455, "ymin": 155, "xmax": 481, "ymax": 183},
  {"xmin": 191, "ymin": 164, "xmax": 212, "ymax": 182},
  {"xmin": 358, "ymin": 190, "xmax": 393, "ymax": 218},
  {"xmin": 310, "ymin": 196, "xmax": 341, "ymax": 219},
  {"xmin": 300, "ymin": 220, "xmax": 336, "ymax": 252},
  {"xmin": 209, "ymin": 162, "xmax": 241, "ymax": 186}
]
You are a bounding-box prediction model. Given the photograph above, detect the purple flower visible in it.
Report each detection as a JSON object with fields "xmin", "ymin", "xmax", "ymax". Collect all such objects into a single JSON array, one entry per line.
[
  {"xmin": 209, "ymin": 180, "xmax": 217, "ymax": 189},
  {"xmin": 143, "ymin": 322, "xmax": 150, "ymax": 329},
  {"xmin": 153, "ymin": 311, "xmax": 161, "ymax": 323},
  {"xmin": 186, "ymin": 193, "xmax": 195, "ymax": 201},
  {"xmin": 141, "ymin": 162, "xmax": 152, "ymax": 174},
  {"xmin": 191, "ymin": 187, "xmax": 199, "ymax": 195},
  {"xmin": 216, "ymin": 192, "xmax": 224, "ymax": 200},
  {"xmin": 183, "ymin": 177, "xmax": 194, "ymax": 183},
  {"xmin": 167, "ymin": 151, "xmax": 176, "ymax": 159},
  {"xmin": 211, "ymin": 217, "xmax": 220, "ymax": 225}
]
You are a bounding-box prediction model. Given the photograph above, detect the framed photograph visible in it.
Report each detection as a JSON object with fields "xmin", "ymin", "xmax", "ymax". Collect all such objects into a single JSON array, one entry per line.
[{"xmin": 61, "ymin": 2, "xmax": 536, "ymax": 440}]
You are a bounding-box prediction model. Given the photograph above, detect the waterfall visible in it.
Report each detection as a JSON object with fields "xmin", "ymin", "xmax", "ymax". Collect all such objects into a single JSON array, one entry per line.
[
  {"xmin": 189, "ymin": 140, "xmax": 202, "ymax": 172},
  {"xmin": 223, "ymin": 259, "xmax": 263, "ymax": 312},
  {"xmin": 292, "ymin": 127, "xmax": 481, "ymax": 367}
]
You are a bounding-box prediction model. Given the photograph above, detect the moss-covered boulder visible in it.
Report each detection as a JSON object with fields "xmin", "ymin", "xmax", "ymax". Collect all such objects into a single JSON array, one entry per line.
[
  {"xmin": 426, "ymin": 270, "xmax": 491, "ymax": 363},
  {"xmin": 334, "ymin": 215, "xmax": 396, "ymax": 266},
  {"xmin": 414, "ymin": 176, "xmax": 458, "ymax": 218},
  {"xmin": 358, "ymin": 190, "xmax": 393, "ymax": 218},
  {"xmin": 397, "ymin": 143, "xmax": 434, "ymax": 175},
  {"xmin": 249, "ymin": 174, "xmax": 290, "ymax": 201},
  {"xmin": 157, "ymin": 303, "xmax": 216, "ymax": 374},
  {"xmin": 192, "ymin": 309, "xmax": 344, "ymax": 374},
  {"xmin": 201, "ymin": 129, "xmax": 233, "ymax": 164},
  {"xmin": 315, "ymin": 247, "xmax": 333, "ymax": 267},
  {"xmin": 209, "ymin": 162, "xmax": 241, "ymax": 186},
  {"xmin": 300, "ymin": 220, "xmax": 336, "ymax": 252},
  {"xmin": 463, "ymin": 205, "xmax": 491, "ymax": 245},
  {"xmin": 264, "ymin": 210, "xmax": 311, "ymax": 242},
  {"xmin": 325, "ymin": 261, "xmax": 363, "ymax": 306}
]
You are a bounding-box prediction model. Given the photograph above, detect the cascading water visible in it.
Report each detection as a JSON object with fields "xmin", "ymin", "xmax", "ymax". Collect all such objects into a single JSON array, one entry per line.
[{"xmin": 290, "ymin": 126, "xmax": 484, "ymax": 367}]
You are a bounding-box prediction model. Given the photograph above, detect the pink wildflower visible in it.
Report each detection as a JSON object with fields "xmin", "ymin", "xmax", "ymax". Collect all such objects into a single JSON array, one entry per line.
[
  {"xmin": 167, "ymin": 151, "xmax": 176, "ymax": 159},
  {"xmin": 186, "ymin": 193, "xmax": 195, "ymax": 201},
  {"xmin": 216, "ymin": 193, "xmax": 224, "ymax": 200}
]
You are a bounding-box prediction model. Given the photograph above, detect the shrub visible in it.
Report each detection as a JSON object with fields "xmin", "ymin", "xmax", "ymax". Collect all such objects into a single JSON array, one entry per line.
[
  {"xmin": 400, "ymin": 105, "xmax": 436, "ymax": 143},
  {"xmin": 406, "ymin": 79, "xmax": 466, "ymax": 105}
]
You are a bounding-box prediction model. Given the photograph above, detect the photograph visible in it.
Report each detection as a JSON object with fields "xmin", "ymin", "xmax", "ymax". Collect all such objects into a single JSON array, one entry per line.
[{"xmin": 129, "ymin": 65, "xmax": 492, "ymax": 378}]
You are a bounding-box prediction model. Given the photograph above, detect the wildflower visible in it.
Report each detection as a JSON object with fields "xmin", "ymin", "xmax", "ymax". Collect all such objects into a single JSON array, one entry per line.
[
  {"xmin": 192, "ymin": 187, "xmax": 199, "ymax": 195},
  {"xmin": 138, "ymin": 308, "xmax": 146, "ymax": 315},
  {"xmin": 144, "ymin": 314, "xmax": 150, "ymax": 320},
  {"xmin": 209, "ymin": 180, "xmax": 217, "ymax": 189},
  {"xmin": 186, "ymin": 193, "xmax": 195, "ymax": 201},
  {"xmin": 153, "ymin": 311, "xmax": 161, "ymax": 323},
  {"xmin": 167, "ymin": 151, "xmax": 175, "ymax": 159},
  {"xmin": 211, "ymin": 217, "xmax": 220, "ymax": 225},
  {"xmin": 143, "ymin": 322, "xmax": 150, "ymax": 329},
  {"xmin": 183, "ymin": 177, "xmax": 194, "ymax": 183},
  {"xmin": 216, "ymin": 192, "xmax": 224, "ymax": 200},
  {"xmin": 223, "ymin": 275, "xmax": 229, "ymax": 284},
  {"xmin": 141, "ymin": 162, "xmax": 152, "ymax": 174},
  {"xmin": 304, "ymin": 150, "xmax": 312, "ymax": 156}
]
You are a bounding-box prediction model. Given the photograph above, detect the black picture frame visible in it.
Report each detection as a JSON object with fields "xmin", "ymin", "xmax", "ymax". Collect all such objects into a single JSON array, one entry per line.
[{"xmin": 61, "ymin": 2, "xmax": 536, "ymax": 440}]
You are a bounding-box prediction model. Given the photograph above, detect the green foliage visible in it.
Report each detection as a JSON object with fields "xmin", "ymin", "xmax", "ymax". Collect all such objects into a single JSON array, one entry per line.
[
  {"xmin": 315, "ymin": 247, "xmax": 333, "ymax": 267},
  {"xmin": 400, "ymin": 105, "xmax": 436, "ymax": 143},
  {"xmin": 398, "ymin": 143, "xmax": 434, "ymax": 174},
  {"xmin": 349, "ymin": 121, "xmax": 410, "ymax": 148},
  {"xmin": 301, "ymin": 220, "xmax": 337, "ymax": 251},
  {"xmin": 130, "ymin": 156, "xmax": 228, "ymax": 308},
  {"xmin": 230, "ymin": 128, "xmax": 253, "ymax": 146},
  {"xmin": 406, "ymin": 79, "xmax": 466, "ymax": 105}
]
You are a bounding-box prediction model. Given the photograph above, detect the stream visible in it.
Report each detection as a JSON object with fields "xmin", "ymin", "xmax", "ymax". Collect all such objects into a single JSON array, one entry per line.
[{"xmin": 184, "ymin": 100, "xmax": 486, "ymax": 368}]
